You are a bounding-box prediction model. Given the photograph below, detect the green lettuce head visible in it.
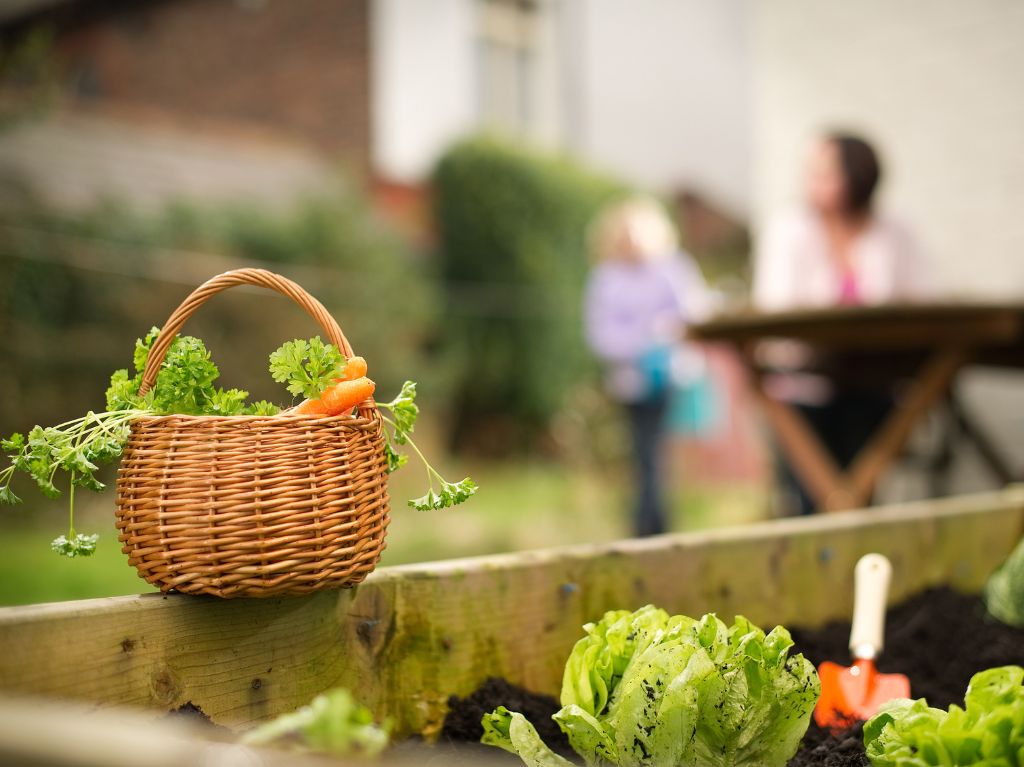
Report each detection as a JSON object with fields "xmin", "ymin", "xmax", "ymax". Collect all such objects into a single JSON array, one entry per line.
[
  {"xmin": 482, "ymin": 605, "xmax": 820, "ymax": 767},
  {"xmin": 864, "ymin": 665, "xmax": 1024, "ymax": 766}
]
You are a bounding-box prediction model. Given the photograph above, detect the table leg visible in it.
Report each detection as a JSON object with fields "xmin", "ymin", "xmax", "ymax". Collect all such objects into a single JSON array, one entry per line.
[
  {"xmin": 846, "ymin": 347, "xmax": 968, "ymax": 505},
  {"xmin": 742, "ymin": 361, "xmax": 851, "ymax": 511}
]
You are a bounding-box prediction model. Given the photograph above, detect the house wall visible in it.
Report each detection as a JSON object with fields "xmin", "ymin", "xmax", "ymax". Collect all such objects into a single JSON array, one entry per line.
[
  {"xmin": 369, "ymin": 0, "xmax": 475, "ymax": 183},
  {"xmin": 568, "ymin": 0, "xmax": 752, "ymax": 216},
  {"xmin": 752, "ymin": 0, "xmax": 1024, "ymax": 298}
]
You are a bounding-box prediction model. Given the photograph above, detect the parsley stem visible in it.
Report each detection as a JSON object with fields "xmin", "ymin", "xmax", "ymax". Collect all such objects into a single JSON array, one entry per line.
[
  {"xmin": 0, "ymin": 465, "xmax": 13, "ymax": 491},
  {"xmin": 68, "ymin": 471, "xmax": 76, "ymax": 537},
  {"xmin": 379, "ymin": 414, "xmax": 443, "ymax": 488}
]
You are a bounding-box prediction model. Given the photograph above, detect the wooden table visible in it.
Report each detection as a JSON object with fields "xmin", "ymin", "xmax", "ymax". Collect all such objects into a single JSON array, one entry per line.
[{"xmin": 690, "ymin": 303, "xmax": 1024, "ymax": 511}]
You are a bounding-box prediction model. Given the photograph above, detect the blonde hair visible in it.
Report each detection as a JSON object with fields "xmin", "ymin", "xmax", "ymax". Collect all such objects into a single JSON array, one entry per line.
[{"xmin": 588, "ymin": 196, "xmax": 679, "ymax": 263}]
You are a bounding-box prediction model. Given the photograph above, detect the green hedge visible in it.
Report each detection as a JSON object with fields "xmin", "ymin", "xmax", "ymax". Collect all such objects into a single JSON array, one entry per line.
[{"xmin": 432, "ymin": 137, "xmax": 625, "ymax": 451}]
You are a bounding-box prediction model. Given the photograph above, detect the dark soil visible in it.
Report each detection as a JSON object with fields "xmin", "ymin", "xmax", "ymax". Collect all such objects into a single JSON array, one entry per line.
[
  {"xmin": 438, "ymin": 589, "xmax": 1022, "ymax": 766},
  {"xmin": 164, "ymin": 701, "xmax": 228, "ymax": 733},
  {"xmin": 788, "ymin": 721, "xmax": 868, "ymax": 767},
  {"xmin": 441, "ymin": 676, "xmax": 574, "ymax": 760}
]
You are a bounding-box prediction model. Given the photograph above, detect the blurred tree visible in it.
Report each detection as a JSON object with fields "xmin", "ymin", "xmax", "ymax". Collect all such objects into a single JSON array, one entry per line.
[
  {"xmin": 0, "ymin": 189, "xmax": 435, "ymax": 441},
  {"xmin": 432, "ymin": 136, "xmax": 625, "ymax": 454}
]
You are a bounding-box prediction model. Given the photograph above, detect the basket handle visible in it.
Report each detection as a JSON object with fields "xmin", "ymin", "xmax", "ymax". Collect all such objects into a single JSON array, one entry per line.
[{"xmin": 139, "ymin": 268, "xmax": 354, "ymax": 395}]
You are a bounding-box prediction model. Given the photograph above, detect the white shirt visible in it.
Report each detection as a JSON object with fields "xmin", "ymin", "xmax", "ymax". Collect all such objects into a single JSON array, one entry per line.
[{"xmin": 753, "ymin": 208, "xmax": 932, "ymax": 311}]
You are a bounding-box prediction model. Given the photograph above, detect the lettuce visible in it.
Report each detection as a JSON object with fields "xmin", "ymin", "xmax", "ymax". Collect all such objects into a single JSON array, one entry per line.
[
  {"xmin": 864, "ymin": 665, "xmax": 1024, "ymax": 766},
  {"xmin": 482, "ymin": 605, "xmax": 820, "ymax": 767},
  {"xmin": 241, "ymin": 688, "xmax": 390, "ymax": 758},
  {"xmin": 986, "ymin": 536, "xmax": 1024, "ymax": 628}
]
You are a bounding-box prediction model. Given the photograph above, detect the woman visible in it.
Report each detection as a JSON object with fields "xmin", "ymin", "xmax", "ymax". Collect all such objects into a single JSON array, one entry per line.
[
  {"xmin": 755, "ymin": 133, "xmax": 929, "ymax": 310},
  {"xmin": 584, "ymin": 196, "xmax": 711, "ymax": 536},
  {"xmin": 753, "ymin": 132, "xmax": 931, "ymax": 513}
]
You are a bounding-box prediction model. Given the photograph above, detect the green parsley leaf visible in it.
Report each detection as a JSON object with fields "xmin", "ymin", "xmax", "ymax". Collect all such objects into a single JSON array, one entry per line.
[
  {"xmin": 50, "ymin": 532, "xmax": 99, "ymax": 558},
  {"xmin": 246, "ymin": 400, "xmax": 282, "ymax": 416},
  {"xmin": 133, "ymin": 326, "xmax": 161, "ymax": 374},
  {"xmin": 384, "ymin": 381, "xmax": 419, "ymax": 443},
  {"xmin": 408, "ymin": 480, "xmax": 478, "ymax": 511},
  {"xmin": 209, "ymin": 388, "xmax": 250, "ymax": 416},
  {"xmin": 1, "ymin": 433, "xmax": 25, "ymax": 454},
  {"xmin": 269, "ymin": 337, "xmax": 346, "ymax": 400},
  {"xmin": 383, "ymin": 440, "xmax": 408, "ymax": 473}
]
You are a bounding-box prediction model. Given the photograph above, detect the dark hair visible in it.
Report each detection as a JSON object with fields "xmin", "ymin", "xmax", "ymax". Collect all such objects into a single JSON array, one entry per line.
[{"xmin": 827, "ymin": 133, "xmax": 882, "ymax": 214}]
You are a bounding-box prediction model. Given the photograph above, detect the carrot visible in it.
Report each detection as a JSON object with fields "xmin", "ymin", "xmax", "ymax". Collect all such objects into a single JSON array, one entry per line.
[
  {"xmin": 293, "ymin": 397, "xmax": 329, "ymax": 415},
  {"xmin": 321, "ymin": 376, "xmax": 375, "ymax": 416},
  {"xmin": 336, "ymin": 356, "xmax": 368, "ymax": 382}
]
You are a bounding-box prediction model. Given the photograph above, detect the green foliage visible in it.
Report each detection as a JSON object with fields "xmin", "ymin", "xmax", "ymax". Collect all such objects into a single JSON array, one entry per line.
[
  {"xmin": 269, "ymin": 336, "xmax": 346, "ymax": 401},
  {"xmin": 863, "ymin": 666, "xmax": 1024, "ymax": 766},
  {"xmin": 50, "ymin": 532, "xmax": 98, "ymax": 557},
  {"xmin": 432, "ymin": 136, "xmax": 625, "ymax": 450},
  {"xmin": 483, "ymin": 605, "xmax": 820, "ymax": 767},
  {"xmin": 247, "ymin": 400, "xmax": 281, "ymax": 416},
  {"xmin": 383, "ymin": 380, "xmax": 419, "ymax": 443},
  {"xmin": 986, "ymin": 536, "xmax": 1024, "ymax": 628},
  {"xmin": 378, "ymin": 380, "xmax": 477, "ymax": 510},
  {"xmin": 241, "ymin": 688, "xmax": 390, "ymax": 758}
]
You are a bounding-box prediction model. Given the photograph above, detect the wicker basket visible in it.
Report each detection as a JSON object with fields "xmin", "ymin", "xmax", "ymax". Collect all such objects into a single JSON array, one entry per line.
[{"xmin": 115, "ymin": 269, "xmax": 390, "ymax": 598}]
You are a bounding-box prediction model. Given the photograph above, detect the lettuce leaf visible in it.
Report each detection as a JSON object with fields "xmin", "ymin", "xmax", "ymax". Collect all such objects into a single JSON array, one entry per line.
[
  {"xmin": 483, "ymin": 606, "xmax": 820, "ymax": 767},
  {"xmin": 241, "ymin": 688, "xmax": 390, "ymax": 758},
  {"xmin": 482, "ymin": 707, "xmax": 576, "ymax": 767},
  {"xmin": 986, "ymin": 536, "xmax": 1024, "ymax": 628},
  {"xmin": 864, "ymin": 665, "xmax": 1024, "ymax": 766}
]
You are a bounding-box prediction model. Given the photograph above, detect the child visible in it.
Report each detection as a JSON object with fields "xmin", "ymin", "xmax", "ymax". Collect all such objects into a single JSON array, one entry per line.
[{"xmin": 584, "ymin": 196, "xmax": 711, "ymax": 536}]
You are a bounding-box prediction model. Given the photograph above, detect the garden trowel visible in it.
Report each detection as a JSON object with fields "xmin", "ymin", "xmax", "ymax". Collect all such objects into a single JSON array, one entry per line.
[{"xmin": 814, "ymin": 553, "xmax": 911, "ymax": 731}]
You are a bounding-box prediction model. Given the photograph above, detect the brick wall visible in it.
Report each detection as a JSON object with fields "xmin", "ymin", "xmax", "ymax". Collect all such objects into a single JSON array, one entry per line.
[{"xmin": 46, "ymin": 0, "xmax": 370, "ymax": 174}]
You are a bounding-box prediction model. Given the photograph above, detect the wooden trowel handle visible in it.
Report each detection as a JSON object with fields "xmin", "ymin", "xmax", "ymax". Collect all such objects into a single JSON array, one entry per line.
[{"xmin": 849, "ymin": 553, "xmax": 892, "ymax": 661}]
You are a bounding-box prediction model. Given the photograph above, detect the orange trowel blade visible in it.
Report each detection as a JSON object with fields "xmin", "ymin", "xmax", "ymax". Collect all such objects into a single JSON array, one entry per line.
[{"xmin": 814, "ymin": 658, "xmax": 911, "ymax": 731}]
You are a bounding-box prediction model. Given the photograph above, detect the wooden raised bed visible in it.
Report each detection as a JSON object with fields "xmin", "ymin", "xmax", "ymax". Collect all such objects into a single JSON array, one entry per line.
[{"xmin": 0, "ymin": 489, "xmax": 1021, "ymax": 763}]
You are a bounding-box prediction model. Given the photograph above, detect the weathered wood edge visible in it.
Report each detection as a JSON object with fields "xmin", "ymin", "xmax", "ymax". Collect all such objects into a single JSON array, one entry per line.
[
  {"xmin": 0, "ymin": 694, "xmax": 392, "ymax": 767},
  {"xmin": 1, "ymin": 489, "xmax": 1021, "ymax": 739}
]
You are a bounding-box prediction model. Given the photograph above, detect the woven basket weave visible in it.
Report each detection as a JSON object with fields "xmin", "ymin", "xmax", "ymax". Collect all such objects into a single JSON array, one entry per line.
[{"xmin": 115, "ymin": 269, "xmax": 390, "ymax": 598}]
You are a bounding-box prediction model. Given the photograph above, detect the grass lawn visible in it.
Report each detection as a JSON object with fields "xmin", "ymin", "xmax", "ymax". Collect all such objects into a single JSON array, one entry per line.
[{"xmin": 0, "ymin": 460, "xmax": 768, "ymax": 607}]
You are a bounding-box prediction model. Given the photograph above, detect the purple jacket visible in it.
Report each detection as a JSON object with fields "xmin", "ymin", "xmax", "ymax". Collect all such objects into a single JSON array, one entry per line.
[{"xmin": 584, "ymin": 253, "xmax": 710, "ymax": 401}]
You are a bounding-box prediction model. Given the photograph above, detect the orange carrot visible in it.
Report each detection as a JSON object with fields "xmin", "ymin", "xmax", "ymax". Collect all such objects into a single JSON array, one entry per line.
[
  {"xmin": 293, "ymin": 397, "xmax": 329, "ymax": 415},
  {"xmin": 336, "ymin": 356, "xmax": 368, "ymax": 382},
  {"xmin": 321, "ymin": 376, "xmax": 375, "ymax": 416}
]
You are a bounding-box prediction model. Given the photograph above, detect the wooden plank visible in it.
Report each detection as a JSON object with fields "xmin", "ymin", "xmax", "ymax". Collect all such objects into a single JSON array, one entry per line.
[{"xmin": 0, "ymin": 490, "xmax": 1021, "ymax": 739}]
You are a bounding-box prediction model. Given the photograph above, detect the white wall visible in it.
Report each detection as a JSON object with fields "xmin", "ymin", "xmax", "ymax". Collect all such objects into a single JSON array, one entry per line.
[
  {"xmin": 370, "ymin": 0, "xmax": 476, "ymax": 182},
  {"xmin": 752, "ymin": 0, "xmax": 1024, "ymax": 298},
  {"xmin": 571, "ymin": 0, "xmax": 752, "ymax": 216}
]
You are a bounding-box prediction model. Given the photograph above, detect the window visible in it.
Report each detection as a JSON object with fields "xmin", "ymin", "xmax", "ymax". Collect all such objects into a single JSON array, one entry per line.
[{"xmin": 476, "ymin": 0, "xmax": 539, "ymax": 134}]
